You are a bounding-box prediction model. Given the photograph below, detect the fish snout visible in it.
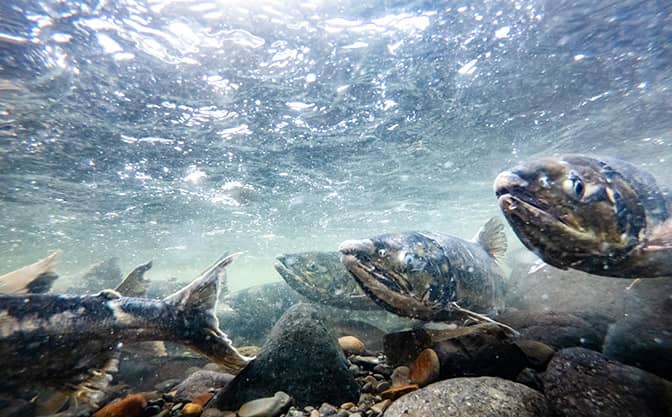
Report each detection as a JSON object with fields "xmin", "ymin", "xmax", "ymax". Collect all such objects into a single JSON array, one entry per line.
[
  {"xmin": 494, "ymin": 170, "xmax": 529, "ymax": 196},
  {"xmin": 338, "ymin": 239, "xmax": 375, "ymax": 261}
]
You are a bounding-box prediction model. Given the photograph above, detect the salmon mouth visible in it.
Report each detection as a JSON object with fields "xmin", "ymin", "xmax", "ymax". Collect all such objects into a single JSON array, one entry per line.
[
  {"xmin": 274, "ymin": 257, "xmax": 319, "ymax": 291},
  {"xmin": 339, "ymin": 250, "xmax": 412, "ymax": 297}
]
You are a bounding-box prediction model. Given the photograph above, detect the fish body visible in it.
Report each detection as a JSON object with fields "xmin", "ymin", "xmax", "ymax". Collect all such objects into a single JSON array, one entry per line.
[
  {"xmin": 274, "ymin": 251, "xmax": 381, "ymax": 310},
  {"xmin": 339, "ymin": 218, "xmax": 507, "ymax": 322},
  {"xmin": 0, "ymin": 254, "xmax": 250, "ymax": 404},
  {"xmin": 494, "ymin": 155, "xmax": 672, "ymax": 278}
]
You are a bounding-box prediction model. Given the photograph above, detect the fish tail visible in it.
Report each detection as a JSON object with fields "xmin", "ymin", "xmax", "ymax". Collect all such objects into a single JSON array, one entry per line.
[
  {"xmin": 163, "ymin": 252, "xmax": 251, "ymax": 373},
  {"xmin": 475, "ymin": 217, "xmax": 508, "ymax": 260}
]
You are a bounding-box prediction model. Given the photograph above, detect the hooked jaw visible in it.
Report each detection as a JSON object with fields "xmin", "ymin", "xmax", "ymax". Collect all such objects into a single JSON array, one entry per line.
[{"xmin": 494, "ymin": 170, "xmax": 529, "ymax": 213}]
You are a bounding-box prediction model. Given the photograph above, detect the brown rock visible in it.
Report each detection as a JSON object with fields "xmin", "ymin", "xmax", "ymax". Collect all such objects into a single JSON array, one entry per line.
[
  {"xmin": 182, "ymin": 402, "xmax": 204, "ymax": 416},
  {"xmin": 409, "ymin": 348, "xmax": 440, "ymax": 387},
  {"xmin": 432, "ymin": 323, "xmax": 527, "ymax": 379},
  {"xmin": 339, "ymin": 336, "xmax": 366, "ymax": 355},
  {"xmin": 92, "ymin": 394, "xmax": 147, "ymax": 417},
  {"xmin": 192, "ymin": 392, "xmax": 214, "ymax": 407},
  {"xmin": 383, "ymin": 329, "xmax": 432, "ymax": 366},
  {"xmin": 380, "ymin": 384, "xmax": 419, "ymax": 401},
  {"xmin": 514, "ymin": 339, "xmax": 555, "ymax": 370}
]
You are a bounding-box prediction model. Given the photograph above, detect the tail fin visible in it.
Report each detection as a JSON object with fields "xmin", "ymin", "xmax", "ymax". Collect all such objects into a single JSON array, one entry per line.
[
  {"xmin": 0, "ymin": 250, "xmax": 61, "ymax": 294},
  {"xmin": 164, "ymin": 253, "xmax": 251, "ymax": 373},
  {"xmin": 115, "ymin": 260, "xmax": 153, "ymax": 297},
  {"xmin": 474, "ymin": 217, "xmax": 508, "ymax": 261}
]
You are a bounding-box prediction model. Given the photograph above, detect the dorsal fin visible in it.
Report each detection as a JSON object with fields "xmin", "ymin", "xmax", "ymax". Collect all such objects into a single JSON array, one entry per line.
[
  {"xmin": 115, "ymin": 260, "xmax": 153, "ymax": 297},
  {"xmin": 473, "ymin": 217, "xmax": 507, "ymax": 260},
  {"xmin": 163, "ymin": 253, "xmax": 239, "ymax": 311},
  {"xmin": 0, "ymin": 250, "xmax": 61, "ymax": 294}
]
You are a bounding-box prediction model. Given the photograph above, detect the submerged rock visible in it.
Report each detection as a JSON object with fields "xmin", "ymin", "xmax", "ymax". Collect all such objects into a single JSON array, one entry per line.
[
  {"xmin": 173, "ymin": 370, "xmax": 234, "ymax": 403},
  {"xmin": 383, "ymin": 329, "xmax": 433, "ymax": 367},
  {"xmin": 384, "ymin": 376, "xmax": 548, "ymax": 417},
  {"xmin": 543, "ymin": 347, "xmax": 672, "ymax": 417},
  {"xmin": 92, "ymin": 393, "xmax": 147, "ymax": 417},
  {"xmin": 237, "ymin": 392, "xmax": 292, "ymax": 417},
  {"xmin": 209, "ymin": 303, "xmax": 360, "ymax": 409},
  {"xmin": 498, "ymin": 310, "xmax": 603, "ymax": 350},
  {"xmin": 431, "ymin": 323, "xmax": 528, "ymax": 380}
]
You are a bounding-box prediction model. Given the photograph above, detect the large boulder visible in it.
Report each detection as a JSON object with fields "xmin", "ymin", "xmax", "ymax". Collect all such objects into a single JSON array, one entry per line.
[
  {"xmin": 543, "ymin": 347, "xmax": 672, "ymax": 417},
  {"xmin": 209, "ymin": 303, "xmax": 360, "ymax": 409},
  {"xmin": 384, "ymin": 376, "xmax": 548, "ymax": 417}
]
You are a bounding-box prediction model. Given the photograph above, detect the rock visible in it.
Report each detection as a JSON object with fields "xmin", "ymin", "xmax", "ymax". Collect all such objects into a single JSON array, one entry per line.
[
  {"xmin": 384, "ymin": 377, "xmax": 548, "ymax": 417},
  {"xmin": 383, "ymin": 329, "xmax": 432, "ymax": 367},
  {"xmin": 209, "ymin": 304, "xmax": 360, "ymax": 409},
  {"xmin": 370, "ymin": 399, "xmax": 392, "ymax": 415},
  {"xmin": 431, "ymin": 323, "xmax": 527, "ymax": 379},
  {"xmin": 174, "ymin": 370, "xmax": 234, "ymax": 402},
  {"xmin": 92, "ymin": 394, "xmax": 147, "ymax": 417},
  {"xmin": 380, "ymin": 384, "xmax": 419, "ymax": 401},
  {"xmin": 192, "ymin": 393, "xmax": 214, "ymax": 407},
  {"xmin": 515, "ymin": 368, "xmax": 544, "ymax": 392},
  {"xmin": 498, "ymin": 310, "xmax": 603, "ymax": 350},
  {"xmin": 543, "ymin": 347, "xmax": 672, "ymax": 417},
  {"xmin": 202, "ymin": 410, "xmax": 235, "ymax": 417},
  {"xmin": 338, "ymin": 336, "xmax": 366, "ymax": 355},
  {"xmin": 408, "ymin": 348, "xmax": 440, "ymax": 387},
  {"xmin": 391, "ymin": 366, "xmax": 411, "ymax": 387},
  {"xmin": 218, "ymin": 282, "xmax": 306, "ymax": 346},
  {"xmin": 238, "ymin": 392, "xmax": 292, "ymax": 417},
  {"xmin": 333, "ymin": 320, "xmax": 386, "ymax": 352},
  {"xmin": 514, "ymin": 340, "xmax": 555, "ymax": 370},
  {"xmin": 182, "ymin": 402, "xmax": 204, "ymax": 416},
  {"xmin": 349, "ymin": 355, "xmax": 380, "ymax": 368},
  {"xmin": 318, "ymin": 403, "xmax": 338, "ymax": 415}
]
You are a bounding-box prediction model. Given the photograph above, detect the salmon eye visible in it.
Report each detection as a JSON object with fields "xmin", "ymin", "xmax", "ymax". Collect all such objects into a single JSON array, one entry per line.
[
  {"xmin": 377, "ymin": 248, "xmax": 388, "ymax": 257},
  {"xmin": 404, "ymin": 253, "xmax": 414, "ymax": 266},
  {"xmin": 306, "ymin": 262, "xmax": 318, "ymax": 272},
  {"xmin": 563, "ymin": 173, "xmax": 585, "ymax": 199}
]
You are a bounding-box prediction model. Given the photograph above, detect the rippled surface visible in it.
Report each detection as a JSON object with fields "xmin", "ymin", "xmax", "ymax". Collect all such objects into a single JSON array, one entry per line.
[{"xmin": 1, "ymin": 0, "xmax": 671, "ymax": 289}]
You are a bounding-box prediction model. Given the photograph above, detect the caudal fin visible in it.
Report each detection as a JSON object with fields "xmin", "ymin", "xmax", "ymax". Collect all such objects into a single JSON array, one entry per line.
[
  {"xmin": 0, "ymin": 250, "xmax": 61, "ymax": 294},
  {"xmin": 164, "ymin": 253, "xmax": 251, "ymax": 373},
  {"xmin": 474, "ymin": 217, "xmax": 507, "ymax": 261}
]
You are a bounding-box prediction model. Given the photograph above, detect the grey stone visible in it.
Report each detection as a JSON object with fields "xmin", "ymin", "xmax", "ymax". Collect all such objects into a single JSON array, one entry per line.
[
  {"xmin": 238, "ymin": 392, "xmax": 292, "ymax": 417},
  {"xmin": 543, "ymin": 347, "xmax": 672, "ymax": 417},
  {"xmin": 209, "ymin": 303, "xmax": 360, "ymax": 409},
  {"xmin": 173, "ymin": 370, "xmax": 234, "ymax": 402},
  {"xmin": 384, "ymin": 376, "xmax": 548, "ymax": 417}
]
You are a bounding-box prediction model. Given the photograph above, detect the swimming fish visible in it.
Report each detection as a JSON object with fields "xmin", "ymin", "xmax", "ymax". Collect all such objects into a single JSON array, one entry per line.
[
  {"xmin": 339, "ymin": 218, "xmax": 511, "ymax": 329},
  {"xmin": 494, "ymin": 155, "xmax": 672, "ymax": 278},
  {"xmin": 274, "ymin": 251, "xmax": 381, "ymax": 310},
  {"xmin": 0, "ymin": 251, "xmax": 60, "ymax": 294},
  {"xmin": 0, "ymin": 253, "xmax": 250, "ymax": 405}
]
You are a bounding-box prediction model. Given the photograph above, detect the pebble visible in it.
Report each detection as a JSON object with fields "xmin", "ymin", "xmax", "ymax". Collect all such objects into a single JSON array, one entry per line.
[
  {"xmin": 390, "ymin": 366, "xmax": 411, "ymax": 387},
  {"xmin": 380, "ymin": 384, "xmax": 419, "ymax": 401},
  {"xmin": 373, "ymin": 364, "xmax": 393, "ymax": 377},
  {"xmin": 93, "ymin": 393, "xmax": 147, "ymax": 417},
  {"xmin": 350, "ymin": 355, "xmax": 380, "ymax": 368},
  {"xmin": 339, "ymin": 336, "xmax": 367, "ymax": 355},
  {"xmin": 309, "ymin": 410, "xmax": 320, "ymax": 417},
  {"xmin": 201, "ymin": 410, "xmax": 235, "ymax": 417},
  {"xmin": 514, "ymin": 340, "xmax": 555, "ymax": 370},
  {"xmin": 286, "ymin": 409, "xmax": 305, "ymax": 417},
  {"xmin": 238, "ymin": 392, "xmax": 292, "ymax": 417},
  {"xmin": 409, "ymin": 348, "xmax": 440, "ymax": 387},
  {"xmin": 192, "ymin": 393, "xmax": 214, "ymax": 407},
  {"xmin": 370, "ymin": 399, "xmax": 392, "ymax": 415},
  {"xmin": 143, "ymin": 404, "xmax": 162, "ymax": 416},
  {"xmin": 375, "ymin": 381, "xmax": 391, "ymax": 392},
  {"xmin": 340, "ymin": 402, "xmax": 355, "ymax": 410},
  {"xmin": 182, "ymin": 403, "xmax": 203, "ymax": 416},
  {"xmin": 318, "ymin": 403, "xmax": 338, "ymax": 415}
]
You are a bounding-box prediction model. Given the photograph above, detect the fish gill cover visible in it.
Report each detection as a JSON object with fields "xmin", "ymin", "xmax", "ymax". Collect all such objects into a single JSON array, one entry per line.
[{"xmin": 0, "ymin": 0, "xmax": 671, "ymax": 289}]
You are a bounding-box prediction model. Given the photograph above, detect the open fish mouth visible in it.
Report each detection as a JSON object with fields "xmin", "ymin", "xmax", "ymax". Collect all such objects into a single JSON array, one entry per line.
[{"xmin": 273, "ymin": 258, "xmax": 319, "ymax": 291}]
